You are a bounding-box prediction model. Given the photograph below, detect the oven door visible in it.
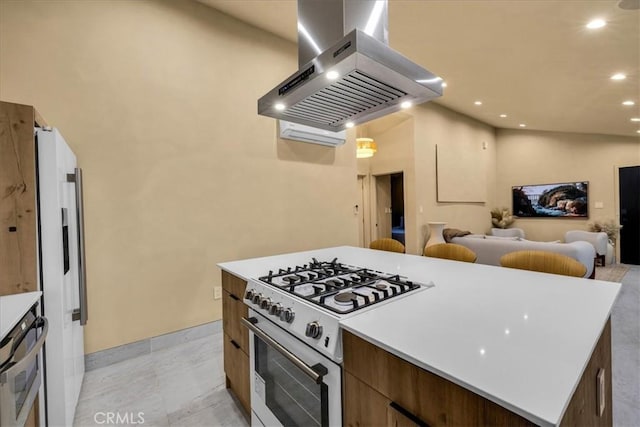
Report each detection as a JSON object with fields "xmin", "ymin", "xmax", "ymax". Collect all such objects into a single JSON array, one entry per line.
[
  {"xmin": 241, "ymin": 310, "xmax": 341, "ymax": 427},
  {"xmin": 0, "ymin": 312, "xmax": 48, "ymax": 427}
]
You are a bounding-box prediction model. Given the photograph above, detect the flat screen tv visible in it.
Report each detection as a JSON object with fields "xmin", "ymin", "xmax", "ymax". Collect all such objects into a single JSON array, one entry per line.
[{"xmin": 512, "ymin": 181, "xmax": 588, "ymax": 218}]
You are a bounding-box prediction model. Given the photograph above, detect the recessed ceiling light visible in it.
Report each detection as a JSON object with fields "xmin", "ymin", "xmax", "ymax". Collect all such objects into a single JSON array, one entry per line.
[
  {"xmin": 631, "ymin": 118, "xmax": 640, "ymax": 122},
  {"xmin": 586, "ymin": 18, "xmax": 606, "ymax": 29},
  {"xmin": 274, "ymin": 103, "xmax": 286, "ymax": 111},
  {"xmin": 637, "ymin": 130, "xmax": 640, "ymax": 134},
  {"xmin": 441, "ymin": 82, "xmax": 448, "ymax": 88},
  {"xmin": 611, "ymin": 73, "xmax": 627, "ymax": 80},
  {"xmin": 474, "ymin": 101, "xmax": 482, "ymax": 106},
  {"xmin": 345, "ymin": 122, "xmax": 355, "ymax": 128},
  {"xmin": 326, "ymin": 70, "xmax": 339, "ymax": 80},
  {"xmin": 622, "ymin": 100, "xmax": 635, "ymax": 106},
  {"xmin": 519, "ymin": 123, "xmax": 527, "ymax": 127},
  {"xmin": 499, "ymin": 114, "xmax": 507, "ymax": 118},
  {"xmin": 400, "ymin": 101, "xmax": 413, "ymax": 109}
]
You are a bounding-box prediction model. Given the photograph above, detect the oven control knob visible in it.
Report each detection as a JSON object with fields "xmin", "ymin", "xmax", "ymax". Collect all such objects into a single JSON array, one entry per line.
[
  {"xmin": 280, "ymin": 308, "xmax": 295, "ymax": 323},
  {"xmin": 259, "ymin": 297, "xmax": 272, "ymax": 310},
  {"xmin": 245, "ymin": 289, "xmax": 255, "ymax": 301},
  {"xmin": 252, "ymin": 293, "xmax": 262, "ymax": 305},
  {"xmin": 268, "ymin": 303, "xmax": 283, "ymax": 317},
  {"xmin": 305, "ymin": 321, "xmax": 323, "ymax": 339}
]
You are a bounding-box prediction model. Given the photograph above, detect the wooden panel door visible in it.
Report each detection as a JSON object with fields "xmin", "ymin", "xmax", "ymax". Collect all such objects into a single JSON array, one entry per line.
[{"xmin": 0, "ymin": 101, "xmax": 37, "ymax": 295}]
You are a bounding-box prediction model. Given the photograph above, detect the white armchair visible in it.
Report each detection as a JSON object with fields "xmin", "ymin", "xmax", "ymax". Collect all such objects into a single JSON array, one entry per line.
[{"xmin": 565, "ymin": 230, "xmax": 608, "ymax": 266}]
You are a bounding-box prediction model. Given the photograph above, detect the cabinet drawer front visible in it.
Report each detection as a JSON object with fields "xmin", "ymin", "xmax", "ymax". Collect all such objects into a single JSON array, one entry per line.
[
  {"xmin": 223, "ymin": 333, "xmax": 250, "ymax": 415},
  {"xmin": 222, "ymin": 290, "xmax": 249, "ymax": 354},
  {"xmin": 343, "ymin": 372, "xmax": 390, "ymax": 427},
  {"xmin": 221, "ymin": 270, "xmax": 247, "ymax": 298}
]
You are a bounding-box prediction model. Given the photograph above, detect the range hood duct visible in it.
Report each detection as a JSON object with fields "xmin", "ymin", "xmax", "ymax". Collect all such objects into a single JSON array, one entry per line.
[{"xmin": 258, "ymin": 0, "xmax": 443, "ymax": 132}]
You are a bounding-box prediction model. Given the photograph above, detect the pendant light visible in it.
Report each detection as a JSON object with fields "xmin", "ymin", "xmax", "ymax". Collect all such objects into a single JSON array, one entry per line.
[{"xmin": 356, "ymin": 137, "xmax": 377, "ymax": 158}]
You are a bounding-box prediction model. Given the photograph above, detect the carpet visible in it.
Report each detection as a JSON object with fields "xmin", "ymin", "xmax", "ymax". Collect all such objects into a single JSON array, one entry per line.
[{"xmin": 596, "ymin": 264, "xmax": 631, "ymax": 282}]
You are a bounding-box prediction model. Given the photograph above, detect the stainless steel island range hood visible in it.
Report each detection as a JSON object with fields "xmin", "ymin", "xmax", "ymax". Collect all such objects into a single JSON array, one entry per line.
[{"xmin": 258, "ymin": 0, "xmax": 443, "ymax": 132}]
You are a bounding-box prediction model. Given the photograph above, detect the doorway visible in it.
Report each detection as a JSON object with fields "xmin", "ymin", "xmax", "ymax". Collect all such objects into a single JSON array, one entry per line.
[
  {"xmin": 373, "ymin": 172, "xmax": 405, "ymax": 245},
  {"xmin": 619, "ymin": 165, "xmax": 640, "ymax": 265}
]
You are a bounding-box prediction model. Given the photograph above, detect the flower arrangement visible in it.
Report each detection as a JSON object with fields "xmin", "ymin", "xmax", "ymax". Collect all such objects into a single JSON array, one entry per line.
[
  {"xmin": 491, "ymin": 207, "xmax": 515, "ymax": 229},
  {"xmin": 588, "ymin": 219, "xmax": 623, "ymax": 243}
]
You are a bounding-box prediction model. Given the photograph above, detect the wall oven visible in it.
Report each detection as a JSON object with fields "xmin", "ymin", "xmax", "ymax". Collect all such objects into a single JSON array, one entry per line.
[
  {"xmin": 239, "ymin": 258, "xmax": 431, "ymax": 427},
  {"xmin": 242, "ymin": 310, "xmax": 341, "ymax": 427},
  {"xmin": 0, "ymin": 307, "xmax": 48, "ymax": 426}
]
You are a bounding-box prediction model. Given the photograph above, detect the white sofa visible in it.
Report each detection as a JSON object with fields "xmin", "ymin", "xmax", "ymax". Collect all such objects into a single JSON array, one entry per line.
[
  {"xmin": 491, "ymin": 228, "xmax": 525, "ymax": 239},
  {"xmin": 565, "ymin": 231, "xmax": 608, "ymax": 266},
  {"xmin": 451, "ymin": 235, "xmax": 596, "ymax": 278}
]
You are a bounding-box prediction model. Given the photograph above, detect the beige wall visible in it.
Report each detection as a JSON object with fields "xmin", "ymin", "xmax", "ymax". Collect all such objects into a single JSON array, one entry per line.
[
  {"xmin": 414, "ymin": 103, "xmax": 498, "ymax": 249},
  {"xmin": 496, "ymin": 129, "xmax": 640, "ymax": 242},
  {"xmin": 0, "ymin": 0, "xmax": 358, "ymax": 353},
  {"xmin": 356, "ymin": 105, "xmax": 496, "ymax": 254},
  {"xmin": 4, "ymin": 0, "xmax": 635, "ymax": 354}
]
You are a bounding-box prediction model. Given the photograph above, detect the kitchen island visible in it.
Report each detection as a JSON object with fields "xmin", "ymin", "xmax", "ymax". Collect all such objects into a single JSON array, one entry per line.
[{"xmin": 218, "ymin": 246, "xmax": 619, "ymax": 426}]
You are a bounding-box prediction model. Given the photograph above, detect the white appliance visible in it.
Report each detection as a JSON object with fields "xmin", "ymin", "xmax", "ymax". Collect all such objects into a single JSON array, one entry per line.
[
  {"xmin": 258, "ymin": 1, "xmax": 443, "ymax": 132},
  {"xmin": 279, "ymin": 120, "xmax": 346, "ymax": 146},
  {"xmin": 36, "ymin": 127, "xmax": 87, "ymax": 427},
  {"xmin": 242, "ymin": 259, "xmax": 433, "ymax": 426}
]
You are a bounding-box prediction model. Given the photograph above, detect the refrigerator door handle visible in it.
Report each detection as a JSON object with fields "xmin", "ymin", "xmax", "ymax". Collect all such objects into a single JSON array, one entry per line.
[{"xmin": 67, "ymin": 168, "xmax": 88, "ymax": 325}]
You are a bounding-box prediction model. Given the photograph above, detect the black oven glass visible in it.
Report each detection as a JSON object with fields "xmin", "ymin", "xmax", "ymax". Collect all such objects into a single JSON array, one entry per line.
[{"xmin": 255, "ymin": 336, "xmax": 328, "ymax": 427}]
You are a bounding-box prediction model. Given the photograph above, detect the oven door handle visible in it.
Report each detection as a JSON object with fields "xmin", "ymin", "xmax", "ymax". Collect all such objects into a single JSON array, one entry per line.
[
  {"xmin": 0, "ymin": 317, "xmax": 48, "ymax": 383},
  {"xmin": 241, "ymin": 316, "xmax": 328, "ymax": 384}
]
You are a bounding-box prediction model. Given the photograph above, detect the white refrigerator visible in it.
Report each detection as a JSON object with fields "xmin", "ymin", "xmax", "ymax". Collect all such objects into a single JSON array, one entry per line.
[{"xmin": 36, "ymin": 127, "xmax": 87, "ymax": 427}]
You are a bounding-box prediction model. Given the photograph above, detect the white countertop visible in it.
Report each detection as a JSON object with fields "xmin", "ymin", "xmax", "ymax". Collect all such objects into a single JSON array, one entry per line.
[
  {"xmin": 0, "ymin": 291, "xmax": 42, "ymax": 339},
  {"xmin": 218, "ymin": 246, "xmax": 620, "ymax": 426}
]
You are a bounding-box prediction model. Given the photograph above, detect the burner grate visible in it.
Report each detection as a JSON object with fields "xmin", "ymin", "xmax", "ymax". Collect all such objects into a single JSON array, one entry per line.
[{"xmin": 258, "ymin": 258, "xmax": 428, "ymax": 315}]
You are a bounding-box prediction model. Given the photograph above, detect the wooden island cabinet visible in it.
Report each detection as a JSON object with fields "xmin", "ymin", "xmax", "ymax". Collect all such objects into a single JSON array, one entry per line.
[
  {"xmin": 343, "ymin": 321, "xmax": 612, "ymax": 427},
  {"xmin": 221, "ymin": 270, "xmax": 250, "ymax": 415}
]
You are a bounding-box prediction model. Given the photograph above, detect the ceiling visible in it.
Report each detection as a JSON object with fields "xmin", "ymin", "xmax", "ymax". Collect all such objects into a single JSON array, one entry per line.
[{"xmin": 199, "ymin": 0, "xmax": 640, "ymax": 138}]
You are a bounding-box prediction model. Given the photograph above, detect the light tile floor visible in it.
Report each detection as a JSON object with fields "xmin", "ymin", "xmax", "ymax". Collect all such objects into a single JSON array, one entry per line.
[
  {"xmin": 73, "ymin": 330, "xmax": 249, "ymax": 427},
  {"xmin": 611, "ymin": 265, "xmax": 640, "ymax": 427},
  {"xmin": 74, "ymin": 266, "xmax": 639, "ymax": 427}
]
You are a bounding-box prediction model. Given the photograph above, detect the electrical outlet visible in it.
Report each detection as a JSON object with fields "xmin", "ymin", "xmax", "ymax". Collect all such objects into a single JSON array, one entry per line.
[{"xmin": 214, "ymin": 287, "xmax": 222, "ymax": 300}]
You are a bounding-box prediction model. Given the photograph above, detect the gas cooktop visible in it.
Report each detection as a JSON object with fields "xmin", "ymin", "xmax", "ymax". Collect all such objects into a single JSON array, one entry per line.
[
  {"xmin": 256, "ymin": 258, "xmax": 430, "ymax": 315},
  {"xmin": 244, "ymin": 257, "xmax": 434, "ymax": 362}
]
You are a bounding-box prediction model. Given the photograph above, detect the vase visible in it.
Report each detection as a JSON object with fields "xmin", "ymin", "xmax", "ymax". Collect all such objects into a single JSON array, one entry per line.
[{"xmin": 425, "ymin": 222, "xmax": 447, "ymax": 248}]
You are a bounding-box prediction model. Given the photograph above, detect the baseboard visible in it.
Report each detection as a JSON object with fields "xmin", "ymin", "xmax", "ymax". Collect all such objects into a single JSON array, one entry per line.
[{"xmin": 85, "ymin": 320, "xmax": 222, "ymax": 371}]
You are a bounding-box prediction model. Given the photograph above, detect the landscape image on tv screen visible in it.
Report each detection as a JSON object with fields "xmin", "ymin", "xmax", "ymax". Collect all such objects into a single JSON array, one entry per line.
[{"xmin": 512, "ymin": 182, "xmax": 588, "ymax": 218}]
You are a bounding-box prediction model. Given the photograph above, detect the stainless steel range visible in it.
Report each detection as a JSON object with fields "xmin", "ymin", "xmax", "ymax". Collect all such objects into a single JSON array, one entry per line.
[{"xmin": 241, "ymin": 257, "xmax": 433, "ymax": 427}]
